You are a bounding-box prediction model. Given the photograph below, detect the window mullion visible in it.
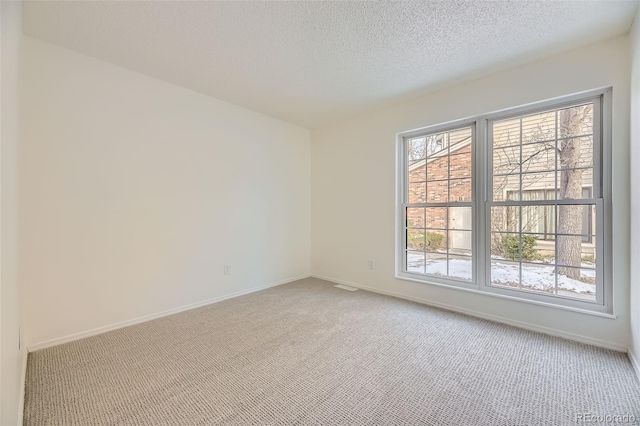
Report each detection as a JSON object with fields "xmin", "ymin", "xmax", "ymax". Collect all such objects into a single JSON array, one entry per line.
[{"xmin": 475, "ymin": 119, "xmax": 485, "ymax": 289}]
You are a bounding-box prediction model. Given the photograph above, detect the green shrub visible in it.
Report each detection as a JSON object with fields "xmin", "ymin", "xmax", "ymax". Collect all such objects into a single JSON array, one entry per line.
[
  {"xmin": 426, "ymin": 232, "xmax": 444, "ymax": 251},
  {"xmin": 502, "ymin": 234, "xmax": 539, "ymax": 261},
  {"xmin": 407, "ymin": 230, "xmax": 445, "ymax": 251},
  {"xmin": 407, "ymin": 230, "xmax": 424, "ymax": 250}
]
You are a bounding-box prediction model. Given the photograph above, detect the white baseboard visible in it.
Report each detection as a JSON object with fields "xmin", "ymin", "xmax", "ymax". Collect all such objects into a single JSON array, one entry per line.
[
  {"xmin": 311, "ymin": 274, "xmax": 628, "ymax": 353},
  {"xmin": 17, "ymin": 349, "xmax": 27, "ymax": 425},
  {"xmin": 28, "ymin": 274, "xmax": 310, "ymax": 352},
  {"xmin": 629, "ymin": 349, "xmax": 640, "ymax": 381}
]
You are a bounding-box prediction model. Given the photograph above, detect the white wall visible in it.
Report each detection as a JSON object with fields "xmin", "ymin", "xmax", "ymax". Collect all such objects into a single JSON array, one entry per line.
[
  {"xmin": 21, "ymin": 37, "xmax": 311, "ymax": 348},
  {"xmin": 629, "ymin": 8, "xmax": 640, "ymax": 373},
  {"xmin": 312, "ymin": 35, "xmax": 631, "ymax": 350},
  {"xmin": 1, "ymin": 2, "xmax": 26, "ymax": 425}
]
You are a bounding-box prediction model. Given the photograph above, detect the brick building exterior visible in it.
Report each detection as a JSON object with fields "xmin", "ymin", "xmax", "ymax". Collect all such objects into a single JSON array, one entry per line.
[{"xmin": 407, "ymin": 143, "xmax": 471, "ymax": 230}]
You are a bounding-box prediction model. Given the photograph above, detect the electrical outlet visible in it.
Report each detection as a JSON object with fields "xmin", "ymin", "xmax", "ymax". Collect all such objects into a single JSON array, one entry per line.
[
  {"xmin": 224, "ymin": 265, "xmax": 231, "ymax": 275},
  {"xmin": 368, "ymin": 260, "xmax": 375, "ymax": 270}
]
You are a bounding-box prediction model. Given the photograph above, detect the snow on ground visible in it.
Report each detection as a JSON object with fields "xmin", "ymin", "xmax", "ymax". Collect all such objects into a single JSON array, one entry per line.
[{"xmin": 407, "ymin": 252, "xmax": 595, "ymax": 295}]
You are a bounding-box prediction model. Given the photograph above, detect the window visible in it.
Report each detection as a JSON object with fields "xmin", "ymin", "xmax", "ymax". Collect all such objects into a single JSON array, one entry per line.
[
  {"xmin": 397, "ymin": 89, "xmax": 611, "ymax": 314},
  {"xmin": 406, "ymin": 127, "xmax": 473, "ymax": 281}
]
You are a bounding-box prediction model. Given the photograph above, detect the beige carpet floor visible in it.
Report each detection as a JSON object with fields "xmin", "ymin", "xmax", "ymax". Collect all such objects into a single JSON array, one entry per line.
[{"xmin": 24, "ymin": 277, "xmax": 640, "ymax": 425}]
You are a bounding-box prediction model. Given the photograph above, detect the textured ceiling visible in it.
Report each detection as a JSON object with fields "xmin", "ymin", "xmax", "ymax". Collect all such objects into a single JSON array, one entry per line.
[{"xmin": 23, "ymin": 1, "xmax": 639, "ymax": 128}]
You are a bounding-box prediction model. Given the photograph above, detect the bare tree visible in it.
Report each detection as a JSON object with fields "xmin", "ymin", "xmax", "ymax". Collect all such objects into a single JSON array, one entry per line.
[
  {"xmin": 492, "ymin": 105, "xmax": 592, "ymax": 279},
  {"xmin": 408, "ymin": 132, "xmax": 470, "ymax": 163},
  {"xmin": 408, "ymin": 138, "xmax": 426, "ymax": 162},
  {"xmin": 557, "ymin": 105, "xmax": 592, "ymax": 279}
]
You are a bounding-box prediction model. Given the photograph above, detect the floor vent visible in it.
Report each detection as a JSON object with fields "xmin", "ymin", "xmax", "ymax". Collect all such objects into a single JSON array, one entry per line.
[{"xmin": 334, "ymin": 284, "xmax": 358, "ymax": 292}]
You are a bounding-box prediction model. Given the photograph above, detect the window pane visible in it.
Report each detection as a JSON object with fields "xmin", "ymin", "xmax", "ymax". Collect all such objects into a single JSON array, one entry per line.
[
  {"xmin": 521, "ymin": 263, "xmax": 556, "ymax": 295},
  {"xmin": 521, "ymin": 239, "xmax": 554, "ymax": 264},
  {"xmin": 425, "ymin": 133, "xmax": 448, "ymax": 158},
  {"xmin": 558, "ymin": 169, "xmax": 593, "ymax": 199},
  {"xmin": 424, "ymin": 127, "xmax": 472, "ymax": 181},
  {"xmin": 491, "ymin": 232, "xmax": 524, "ymax": 261},
  {"xmin": 558, "ymin": 202, "xmax": 597, "ymax": 240},
  {"xmin": 558, "ymin": 104, "xmax": 593, "ymax": 139},
  {"xmin": 448, "ymin": 230, "xmax": 471, "ymax": 256},
  {"xmin": 427, "ymin": 158, "xmax": 449, "ymax": 181},
  {"xmin": 425, "ymin": 229, "xmax": 447, "ymax": 252},
  {"xmin": 557, "ymin": 266, "xmax": 596, "ymax": 301},
  {"xmin": 493, "ymin": 145, "xmax": 520, "ymax": 175},
  {"xmin": 492, "ymin": 233, "xmax": 549, "ymax": 264},
  {"xmin": 449, "ymin": 179, "xmax": 471, "ymax": 202},
  {"xmin": 407, "ymin": 207, "xmax": 425, "ymax": 228},
  {"xmin": 490, "ymin": 259, "xmax": 520, "ymax": 289},
  {"xmin": 555, "ymin": 235, "xmax": 595, "ymax": 267},
  {"xmin": 407, "ymin": 251, "xmax": 425, "ymax": 274},
  {"xmin": 521, "ymin": 110, "xmax": 556, "ymax": 144},
  {"xmin": 407, "ymin": 229, "xmax": 425, "ymax": 251},
  {"xmin": 408, "ymin": 163, "xmax": 426, "ymax": 183},
  {"xmin": 558, "ymin": 136, "xmax": 593, "ymax": 169},
  {"xmin": 449, "ymin": 127, "xmax": 473, "ymax": 146},
  {"xmin": 425, "ymin": 252, "xmax": 448, "ymax": 276},
  {"xmin": 448, "ymin": 255, "xmax": 472, "ymax": 281},
  {"xmin": 521, "ymin": 204, "xmax": 555, "ymax": 237},
  {"xmin": 427, "ymin": 181, "xmax": 448, "ymax": 203},
  {"xmin": 425, "ymin": 207, "xmax": 447, "ymax": 229},
  {"xmin": 521, "ymin": 171, "xmax": 557, "ymax": 197},
  {"xmin": 557, "ymin": 204, "xmax": 595, "ymax": 235},
  {"xmin": 521, "ymin": 142, "xmax": 556, "ymax": 173},
  {"xmin": 491, "ymin": 206, "xmax": 519, "ymax": 233},
  {"xmin": 449, "ymin": 151, "xmax": 471, "ymax": 179},
  {"xmin": 407, "ymin": 137, "xmax": 426, "ymax": 162},
  {"xmin": 449, "ymin": 207, "xmax": 472, "ymax": 230},
  {"xmin": 408, "ymin": 182, "xmax": 426, "ymax": 203},
  {"xmin": 492, "ymin": 119, "xmax": 520, "ymax": 148},
  {"xmin": 493, "ymin": 174, "xmax": 519, "ymax": 201}
]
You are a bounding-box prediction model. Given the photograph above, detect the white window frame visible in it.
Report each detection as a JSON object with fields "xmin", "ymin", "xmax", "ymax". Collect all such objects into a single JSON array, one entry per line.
[{"xmin": 395, "ymin": 88, "xmax": 613, "ymax": 317}]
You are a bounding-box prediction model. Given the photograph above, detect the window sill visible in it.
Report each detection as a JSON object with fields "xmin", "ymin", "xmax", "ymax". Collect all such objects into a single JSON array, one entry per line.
[{"xmin": 394, "ymin": 272, "xmax": 617, "ymax": 320}]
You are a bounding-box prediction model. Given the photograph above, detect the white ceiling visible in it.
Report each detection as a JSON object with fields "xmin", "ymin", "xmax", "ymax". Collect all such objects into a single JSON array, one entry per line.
[{"xmin": 23, "ymin": 1, "xmax": 639, "ymax": 128}]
